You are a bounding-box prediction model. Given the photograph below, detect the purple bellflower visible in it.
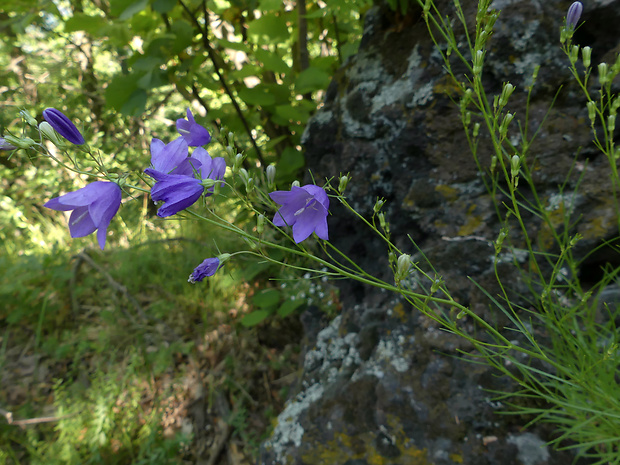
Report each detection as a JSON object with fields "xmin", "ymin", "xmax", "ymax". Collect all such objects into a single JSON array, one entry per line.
[
  {"xmin": 42, "ymin": 108, "xmax": 85, "ymax": 145},
  {"xmin": 269, "ymin": 184, "xmax": 329, "ymax": 243},
  {"xmin": 566, "ymin": 1, "xmax": 583, "ymax": 29},
  {"xmin": 149, "ymin": 137, "xmax": 189, "ymax": 174},
  {"xmin": 44, "ymin": 181, "xmax": 122, "ymax": 250},
  {"xmin": 145, "ymin": 148, "xmax": 226, "ymax": 218},
  {"xmin": 188, "ymin": 257, "xmax": 220, "ymax": 283},
  {"xmin": 176, "ymin": 109, "xmax": 211, "ymax": 147}
]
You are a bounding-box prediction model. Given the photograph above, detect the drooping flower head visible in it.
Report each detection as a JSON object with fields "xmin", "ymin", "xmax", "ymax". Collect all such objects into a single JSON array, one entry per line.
[
  {"xmin": 566, "ymin": 1, "xmax": 583, "ymax": 29},
  {"xmin": 269, "ymin": 184, "xmax": 329, "ymax": 243},
  {"xmin": 42, "ymin": 108, "xmax": 85, "ymax": 145},
  {"xmin": 188, "ymin": 257, "xmax": 220, "ymax": 283},
  {"xmin": 44, "ymin": 181, "xmax": 122, "ymax": 250},
  {"xmin": 188, "ymin": 253, "xmax": 231, "ymax": 283},
  {"xmin": 176, "ymin": 109, "xmax": 211, "ymax": 147},
  {"xmin": 145, "ymin": 148, "xmax": 226, "ymax": 218}
]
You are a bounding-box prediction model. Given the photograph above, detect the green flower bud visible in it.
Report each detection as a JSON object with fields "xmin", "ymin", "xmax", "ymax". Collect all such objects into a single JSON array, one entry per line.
[
  {"xmin": 395, "ymin": 253, "xmax": 412, "ymax": 283},
  {"xmin": 292, "ymin": 180, "xmax": 300, "ymax": 188},
  {"xmin": 608, "ymin": 114, "xmax": 616, "ymax": 134},
  {"xmin": 39, "ymin": 121, "xmax": 63, "ymax": 147},
  {"xmin": 582, "ymin": 46, "xmax": 592, "ymax": 68},
  {"xmin": 599, "ymin": 62, "xmax": 609, "ymax": 86},
  {"xmin": 473, "ymin": 122, "xmax": 481, "ymax": 138},
  {"xmin": 374, "ymin": 198, "xmax": 385, "ymax": 213},
  {"xmin": 338, "ymin": 175, "xmax": 349, "ymax": 193},
  {"xmin": 247, "ymin": 177, "xmax": 255, "ymax": 193},
  {"xmin": 570, "ymin": 45, "xmax": 580, "ymax": 64},
  {"xmin": 20, "ymin": 110, "xmax": 38, "ymax": 128},
  {"xmin": 3, "ymin": 134, "xmax": 36, "ymax": 149},
  {"xmin": 499, "ymin": 82, "xmax": 515, "ymax": 107},
  {"xmin": 473, "ymin": 50, "xmax": 484, "ymax": 75},
  {"xmin": 587, "ymin": 100, "xmax": 597, "ymax": 123},
  {"xmin": 239, "ymin": 168, "xmax": 250, "ymax": 186},
  {"xmin": 233, "ymin": 153, "xmax": 244, "ymax": 172},
  {"xmin": 257, "ymin": 214, "xmax": 265, "ymax": 234},
  {"xmin": 266, "ymin": 164, "xmax": 276, "ymax": 188},
  {"xmin": 499, "ymin": 112, "xmax": 514, "ymax": 138}
]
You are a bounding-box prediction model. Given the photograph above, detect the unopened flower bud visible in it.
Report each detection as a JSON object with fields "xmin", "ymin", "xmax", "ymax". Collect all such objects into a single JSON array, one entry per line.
[
  {"xmin": 233, "ymin": 153, "xmax": 244, "ymax": 172},
  {"xmin": 599, "ymin": 63, "xmax": 609, "ymax": 86},
  {"xmin": 582, "ymin": 46, "xmax": 592, "ymax": 68},
  {"xmin": 292, "ymin": 180, "xmax": 300, "ymax": 188},
  {"xmin": 566, "ymin": 1, "xmax": 583, "ymax": 30},
  {"xmin": 511, "ymin": 155, "xmax": 521, "ymax": 187},
  {"xmin": 0, "ymin": 137, "xmax": 18, "ymax": 151},
  {"xmin": 374, "ymin": 198, "xmax": 385, "ymax": 213},
  {"xmin": 3, "ymin": 134, "xmax": 36, "ymax": 149},
  {"xmin": 247, "ymin": 177, "xmax": 255, "ymax": 193},
  {"xmin": 338, "ymin": 175, "xmax": 349, "ymax": 193},
  {"xmin": 499, "ymin": 82, "xmax": 515, "ymax": 107},
  {"xmin": 239, "ymin": 168, "xmax": 249, "ymax": 186},
  {"xmin": 473, "ymin": 50, "xmax": 484, "ymax": 75},
  {"xmin": 500, "ymin": 112, "xmax": 514, "ymax": 137},
  {"xmin": 395, "ymin": 254, "xmax": 412, "ymax": 282},
  {"xmin": 42, "ymin": 108, "xmax": 85, "ymax": 145},
  {"xmin": 266, "ymin": 164, "xmax": 276, "ymax": 188},
  {"xmin": 473, "ymin": 122, "xmax": 481, "ymax": 138},
  {"xmin": 201, "ymin": 178, "xmax": 217, "ymax": 189},
  {"xmin": 378, "ymin": 212, "xmax": 387, "ymax": 229},
  {"xmin": 608, "ymin": 115, "xmax": 616, "ymax": 133},
  {"xmin": 257, "ymin": 214, "xmax": 265, "ymax": 234},
  {"xmin": 570, "ymin": 45, "xmax": 580, "ymax": 64},
  {"xmin": 19, "ymin": 110, "xmax": 38, "ymax": 128},
  {"xmin": 587, "ymin": 100, "xmax": 597, "ymax": 123},
  {"xmin": 39, "ymin": 121, "xmax": 63, "ymax": 147},
  {"xmin": 226, "ymin": 145, "xmax": 235, "ymax": 157}
]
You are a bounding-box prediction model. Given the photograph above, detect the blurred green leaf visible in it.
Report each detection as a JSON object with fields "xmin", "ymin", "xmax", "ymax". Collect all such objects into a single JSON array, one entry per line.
[
  {"xmin": 295, "ymin": 67, "xmax": 331, "ymax": 95},
  {"xmin": 241, "ymin": 309, "xmax": 273, "ymax": 327},
  {"xmin": 64, "ymin": 13, "xmax": 105, "ymax": 35},
  {"xmin": 254, "ymin": 47, "xmax": 290, "ymax": 74},
  {"xmin": 151, "ymin": 0, "xmax": 177, "ymax": 13},
  {"xmin": 247, "ymin": 14, "xmax": 289, "ymax": 44},
  {"xmin": 238, "ymin": 87, "xmax": 276, "ymax": 106},
  {"xmin": 119, "ymin": 0, "xmax": 149, "ymax": 20},
  {"xmin": 252, "ymin": 288, "xmax": 281, "ymax": 308},
  {"xmin": 277, "ymin": 298, "xmax": 304, "ymax": 317}
]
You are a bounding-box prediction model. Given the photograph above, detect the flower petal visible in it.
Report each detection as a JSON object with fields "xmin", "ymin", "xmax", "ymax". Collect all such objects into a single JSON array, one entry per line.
[
  {"xmin": 188, "ymin": 257, "xmax": 220, "ymax": 283},
  {"xmin": 43, "ymin": 108, "xmax": 85, "ymax": 145},
  {"xmin": 67, "ymin": 206, "xmax": 97, "ymax": 238}
]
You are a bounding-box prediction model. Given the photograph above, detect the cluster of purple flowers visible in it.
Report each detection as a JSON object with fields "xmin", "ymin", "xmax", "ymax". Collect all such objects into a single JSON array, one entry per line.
[{"xmin": 41, "ymin": 107, "xmax": 331, "ymax": 282}]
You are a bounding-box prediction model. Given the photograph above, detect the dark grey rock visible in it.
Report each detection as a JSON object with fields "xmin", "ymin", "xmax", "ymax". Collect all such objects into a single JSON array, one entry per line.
[{"xmin": 260, "ymin": 0, "xmax": 618, "ymax": 463}]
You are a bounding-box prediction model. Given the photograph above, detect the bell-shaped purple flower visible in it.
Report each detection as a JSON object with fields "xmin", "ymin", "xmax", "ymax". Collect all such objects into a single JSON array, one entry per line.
[
  {"xmin": 44, "ymin": 181, "xmax": 122, "ymax": 250},
  {"xmin": 188, "ymin": 257, "xmax": 220, "ymax": 283},
  {"xmin": 42, "ymin": 108, "xmax": 85, "ymax": 145},
  {"xmin": 269, "ymin": 184, "xmax": 329, "ymax": 243},
  {"xmin": 146, "ymin": 170, "xmax": 204, "ymax": 218},
  {"xmin": 149, "ymin": 137, "xmax": 189, "ymax": 174},
  {"xmin": 566, "ymin": 1, "xmax": 583, "ymax": 29},
  {"xmin": 176, "ymin": 109, "xmax": 211, "ymax": 147},
  {"xmin": 145, "ymin": 149, "xmax": 226, "ymax": 218}
]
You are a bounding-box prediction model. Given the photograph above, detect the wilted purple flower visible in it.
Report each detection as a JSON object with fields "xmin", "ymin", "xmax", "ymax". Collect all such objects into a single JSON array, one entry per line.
[
  {"xmin": 42, "ymin": 108, "xmax": 85, "ymax": 145},
  {"xmin": 145, "ymin": 149, "xmax": 226, "ymax": 217},
  {"xmin": 44, "ymin": 181, "xmax": 122, "ymax": 250},
  {"xmin": 188, "ymin": 257, "xmax": 220, "ymax": 283},
  {"xmin": 176, "ymin": 109, "xmax": 211, "ymax": 147},
  {"xmin": 566, "ymin": 1, "xmax": 583, "ymax": 29},
  {"xmin": 269, "ymin": 184, "xmax": 329, "ymax": 243},
  {"xmin": 0, "ymin": 138, "xmax": 17, "ymax": 150}
]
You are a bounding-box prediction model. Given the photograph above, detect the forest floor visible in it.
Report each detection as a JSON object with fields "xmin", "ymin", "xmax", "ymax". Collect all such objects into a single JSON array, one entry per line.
[{"xmin": 0, "ymin": 239, "xmax": 321, "ymax": 464}]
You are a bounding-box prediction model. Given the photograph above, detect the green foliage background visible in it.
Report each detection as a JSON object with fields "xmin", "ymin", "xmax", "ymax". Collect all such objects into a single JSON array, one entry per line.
[{"xmin": 0, "ymin": 0, "xmax": 368, "ymax": 462}]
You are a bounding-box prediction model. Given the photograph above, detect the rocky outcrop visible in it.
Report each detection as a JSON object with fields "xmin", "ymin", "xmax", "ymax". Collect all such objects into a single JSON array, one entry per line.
[{"xmin": 260, "ymin": 0, "xmax": 619, "ymax": 463}]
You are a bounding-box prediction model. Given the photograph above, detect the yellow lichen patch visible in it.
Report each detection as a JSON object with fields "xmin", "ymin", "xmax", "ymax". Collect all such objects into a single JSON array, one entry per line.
[
  {"xmin": 392, "ymin": 302, "xmax": 407, "ymax": 322},
  {"xmin": 434, "ymin": 184, "xmax": 459, "ymax": 202},
  {"xmin": 300, "ymin": 416, "xmax": 432, "ymax": 465},
  {"xmin": 458, "ymin": 205, "xmax": 482, "ymax": 236},
  {"xmin": 432, "ymin": 76, "xmax": 463, "ymax": 98}
]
